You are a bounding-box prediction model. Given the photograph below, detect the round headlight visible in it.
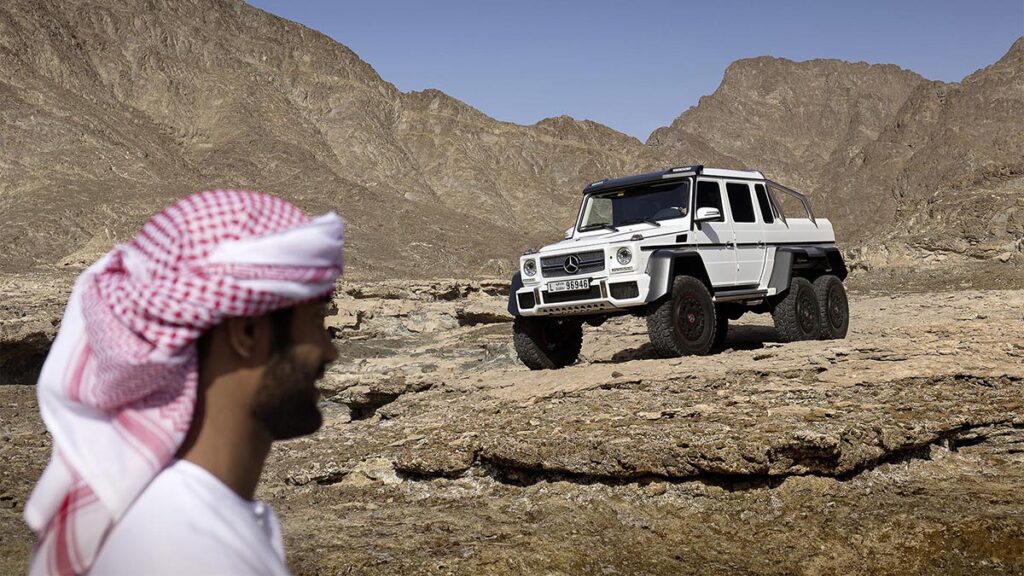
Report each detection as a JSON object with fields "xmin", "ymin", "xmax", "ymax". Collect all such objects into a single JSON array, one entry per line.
[
  {"xmin": 616, "ymin": 247, "xmax": 633, "ymax": 266},
  {"xmin": 523, "ymin": 258, "xmax": 537, "ymax": 276}
]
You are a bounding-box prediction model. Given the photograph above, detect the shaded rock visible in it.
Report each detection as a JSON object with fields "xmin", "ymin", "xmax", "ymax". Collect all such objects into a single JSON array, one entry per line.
[{"xmin": 455, "ymin": 300, "xmax": 511, "ymax": 326}]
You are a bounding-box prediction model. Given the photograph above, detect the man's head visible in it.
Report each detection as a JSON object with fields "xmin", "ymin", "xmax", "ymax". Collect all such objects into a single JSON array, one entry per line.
[
  {"xmin": 197, "ymin": 297, "xmax": 338, "ymax": 441},
  {"xmin": 27, "ymin": 190, "xmax": 346, "ymax": 574}
]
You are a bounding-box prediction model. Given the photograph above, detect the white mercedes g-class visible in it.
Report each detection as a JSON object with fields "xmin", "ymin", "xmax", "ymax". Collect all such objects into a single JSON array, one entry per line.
[{"xmin": 509, "ymin": 165, "xmax": 849, "ymax": 370}]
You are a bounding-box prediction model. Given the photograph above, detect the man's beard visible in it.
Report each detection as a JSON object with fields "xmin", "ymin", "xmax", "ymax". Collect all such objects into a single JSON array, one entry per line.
[{"xmin": 251, "ymin": 349, "xmax": 326, "ymax": 441}]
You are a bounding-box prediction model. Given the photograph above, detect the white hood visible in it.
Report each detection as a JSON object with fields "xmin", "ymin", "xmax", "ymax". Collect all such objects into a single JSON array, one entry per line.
[{"xmin": 538, "ymin": 226, "xmax": 669, "ymax": 254}]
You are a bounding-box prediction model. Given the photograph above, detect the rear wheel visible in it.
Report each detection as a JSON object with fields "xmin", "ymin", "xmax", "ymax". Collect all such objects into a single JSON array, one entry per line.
[
  {"xmin": 813, "ymin": 275, "xmax": 849, "ymax": 339},
  {"xmin": 711, "ymin": 307, "xmax": 729, "ymax": 351},
  {"xmin": 513, "ymin": 316, "xmax": 583, "ymax": 370},
  {"xmin": 772, "ymin": 277, "xmax": 821, "ymax": 342},
  {"xmin": 647, "ymin": 276, "xmax": 718, "ymax": 357}
]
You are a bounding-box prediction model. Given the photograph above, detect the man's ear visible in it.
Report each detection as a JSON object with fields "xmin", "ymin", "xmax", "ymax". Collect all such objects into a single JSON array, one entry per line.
[{"xmin": 225, "ymin": 316, "xmax": 259, "ymax": 360}]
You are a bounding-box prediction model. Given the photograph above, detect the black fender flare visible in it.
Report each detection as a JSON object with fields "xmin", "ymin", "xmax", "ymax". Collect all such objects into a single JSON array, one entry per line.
[
  {"xmin": 824, "ymin": 247, "xmax": 849, "ymax": 280},
  {"xmin": 507, "ymin": 271, "xmax": 524, "ymax": 316},
  {"xmin": 768, "ymin": 246, "xmax": 848, "ymax": 295}
]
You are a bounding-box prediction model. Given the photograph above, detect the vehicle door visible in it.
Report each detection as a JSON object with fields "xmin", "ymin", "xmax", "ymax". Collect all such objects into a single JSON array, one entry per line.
[
  {"xmin": 724, "ymin": 181, "xmax": 768, "ymax": 287},
  {"xmin": 753, "ymin": 181, "xmax": 788, "ymax": 285},
  {"xmin": 692, "ymin": 179, "xmax": 736, "ymax": 286}
]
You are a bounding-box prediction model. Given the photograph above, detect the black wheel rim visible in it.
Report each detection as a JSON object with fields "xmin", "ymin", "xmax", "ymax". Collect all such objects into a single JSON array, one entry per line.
[
  {"xmin": 796, "ymin": 288, "xmax": 817, "ymax": 334},
  {"xmin": 827, "ymin": 285, "xmax": 846, "ymax": 329},
  {"xmin": 538, "ymin": 325, "xmax": 552, "ymax": 350},
  {"xmin": 674, "ymin": 294, "xmax": 706, "ymax": 342},
  {"xmin": 539, "ymin": 320, "xmax": 566, "ymax": 352}
]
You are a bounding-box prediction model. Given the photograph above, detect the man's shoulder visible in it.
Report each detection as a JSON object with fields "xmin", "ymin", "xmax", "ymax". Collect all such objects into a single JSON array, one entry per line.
[
  {"xmin": 113, "ymin": 460, "xmax": 224, "ymax": 523},
  {"xmin": 93, "ymin": 462, "xmax": 228, "ymax": 562},
  {"xmin": 90, "ymin": 461, "xmax": 287, "ymax": 575}
]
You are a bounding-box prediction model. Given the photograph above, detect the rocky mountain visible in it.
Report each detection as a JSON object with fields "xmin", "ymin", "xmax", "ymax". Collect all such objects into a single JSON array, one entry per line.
[
  {"xmin": 0, "ymin": 0, "xmax": 1020, "ymax": 279},
  {"xmin": 0, "ymin": 0, "xmax": 665, "ymax": 278},
  {"xmin": 841, "ymin": 38, "xmax": 1024, "ymax": 265},
  {"xmin": 650, "ymin": 41, "xmax": 1024, "ymax": 263},
  {"xmin": 648, "ymin": 57, "xmax": 928, "ymax": 196}
]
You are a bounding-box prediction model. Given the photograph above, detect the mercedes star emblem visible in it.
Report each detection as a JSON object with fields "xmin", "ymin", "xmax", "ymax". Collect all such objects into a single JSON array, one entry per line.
[{"xmin": 563, "ymin": 254, "xmax": 581, "ymax": 274}]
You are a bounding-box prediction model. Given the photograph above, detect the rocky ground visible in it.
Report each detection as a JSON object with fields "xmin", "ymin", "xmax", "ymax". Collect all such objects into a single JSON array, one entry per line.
[{"xmin": 2, "ymin": 275, "xmax": 1024, "ymax": 575}]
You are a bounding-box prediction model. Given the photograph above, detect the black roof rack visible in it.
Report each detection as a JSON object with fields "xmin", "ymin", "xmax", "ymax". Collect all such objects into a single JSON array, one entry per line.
[{"xmin": 583, "ymin": 165, "xmax": 703, "ymax": 195}]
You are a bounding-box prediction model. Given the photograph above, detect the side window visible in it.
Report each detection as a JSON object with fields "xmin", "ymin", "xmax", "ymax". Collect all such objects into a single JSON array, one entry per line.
[
  {"xmin": 696, "ymin": 180, "xmax": 723, "ymax": 214},
  {"xmin": 754, "ymin": 183, "xmax": 775, "ymax": 224},
  {"xmin": 726, "ymin": 183, "xmax": 756, "ymax": 223}
]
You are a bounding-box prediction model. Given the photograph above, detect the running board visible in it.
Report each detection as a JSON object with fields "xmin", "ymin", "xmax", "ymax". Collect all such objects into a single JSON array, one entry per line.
[{"xmin": 713, "ymin": 288, "xmax": 768, "ymax": 303}]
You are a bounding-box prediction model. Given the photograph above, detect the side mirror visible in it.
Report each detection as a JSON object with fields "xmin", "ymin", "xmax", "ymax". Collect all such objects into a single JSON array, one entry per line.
[
  {"xmin": 694, "ymin": 207, "xmax": 722, "ymax": 223},
  {"xmin": 564, "ymin": 227, "xmax": 573, "ymax": 240}
]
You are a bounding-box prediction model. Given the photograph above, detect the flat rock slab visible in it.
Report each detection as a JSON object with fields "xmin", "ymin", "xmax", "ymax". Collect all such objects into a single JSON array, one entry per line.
[
  {"xmin": 3, "ymin": 280, "xmax": 1024, "ymax": 575},
  {"xmin": 266, "ymin": 290, "xmax": 1024, "ymax": 487}
]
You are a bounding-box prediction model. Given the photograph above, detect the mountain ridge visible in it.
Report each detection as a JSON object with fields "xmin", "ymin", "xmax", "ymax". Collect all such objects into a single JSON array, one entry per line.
[{"xmin": 0, "ymin": 0, "xmax": 1019, "ymax": 278}]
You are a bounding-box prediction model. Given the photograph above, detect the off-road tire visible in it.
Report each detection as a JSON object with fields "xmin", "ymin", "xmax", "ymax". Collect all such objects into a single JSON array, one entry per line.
[
  {"xmin": 813, "ymin": 274, "xmax": 849, "ymax": 340},
  {"xmin": 513, "ymin": 316, "xmax": 583, "ymax": 370},
  {"xmin": 772, "ymin": 276, "xmax": 821, "ymax": 342},
  {"xmin": 711, "ymin": 308, "xmax": 729, "ymax": 351},
  {"xmin": 646, "ymin": 275, "xmax": 718, "ymax": 357}
]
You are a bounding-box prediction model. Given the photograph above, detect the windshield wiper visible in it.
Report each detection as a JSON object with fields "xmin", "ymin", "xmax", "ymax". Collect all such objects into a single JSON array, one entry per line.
[
  {"xmin": 619, "ymin": 217, "xmax": 661, "ymax": 227},
  {"xmin": 578, "ymin": 223, "xmax": 619, "ymax": 233}
]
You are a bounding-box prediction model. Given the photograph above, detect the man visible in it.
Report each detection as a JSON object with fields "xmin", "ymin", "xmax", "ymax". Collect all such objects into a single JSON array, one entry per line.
[{"xmin": 24, "ymin": 190, "xmax": 345, "ymax": 575}]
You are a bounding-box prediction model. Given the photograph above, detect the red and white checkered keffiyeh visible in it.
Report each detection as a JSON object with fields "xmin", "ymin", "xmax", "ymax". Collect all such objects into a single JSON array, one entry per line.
[{"xmin": 24, "ymin": 190, "xmax": 345, "ymax": 576}]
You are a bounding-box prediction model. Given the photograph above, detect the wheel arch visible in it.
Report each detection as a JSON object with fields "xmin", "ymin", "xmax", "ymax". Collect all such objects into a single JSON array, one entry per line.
[
  {"xmin": 768, "ymin": 246, "xmax": 848, "ymax": 296},
  {"xmin": 646, "ymin": 248, "xmax": 711, "ymax": 301},
  {"xmin": 507, "ymin": 271, "xmax": 524, "ymax": 316}
]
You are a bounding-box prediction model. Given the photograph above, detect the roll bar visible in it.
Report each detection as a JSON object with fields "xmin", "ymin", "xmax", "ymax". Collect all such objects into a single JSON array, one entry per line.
[{"xmin": 765, "ymin": 180, "xmax": 816, "ymax": 225}]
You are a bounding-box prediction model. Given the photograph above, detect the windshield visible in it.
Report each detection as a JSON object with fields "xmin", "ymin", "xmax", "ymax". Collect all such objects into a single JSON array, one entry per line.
[{"xmin": 577, "ymin": 180, "xmax": 690, "ymax": 232}]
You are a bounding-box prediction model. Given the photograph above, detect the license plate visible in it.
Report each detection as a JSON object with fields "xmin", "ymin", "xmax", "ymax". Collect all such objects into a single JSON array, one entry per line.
[{"xmin": 547, "ymin": 278, "xmax": 590, "ymax": 293}]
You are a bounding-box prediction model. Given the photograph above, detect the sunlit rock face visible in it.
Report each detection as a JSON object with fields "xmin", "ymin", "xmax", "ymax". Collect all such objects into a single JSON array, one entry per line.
[{"xmin": 2, "ymin": 2, "xmax": 1019, "ymax": 277}]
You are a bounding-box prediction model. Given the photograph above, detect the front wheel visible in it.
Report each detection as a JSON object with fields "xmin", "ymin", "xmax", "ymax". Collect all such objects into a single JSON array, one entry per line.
[
  {"xmin": 646, "ymin": 275, "xmax": 718, "ymax": 357},
  {"xmin": 513, "ymin": 316, "xmax": 583, "ymax": 370}
]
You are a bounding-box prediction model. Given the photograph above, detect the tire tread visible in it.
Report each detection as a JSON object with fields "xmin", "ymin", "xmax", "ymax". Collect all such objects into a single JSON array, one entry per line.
[
  {"xmin": 647, "ymin": 276, "xmax": 717, "ymax": 357},
  {"xmin": 513, "ymin": 317, "xmax": 583, "ymax": 370},
  {"xmin": 812, "ymin": 274, "xmax": 849, "ymax": 340},
  {"xmin": 772, "ymin": 276, "xmax": 820, "ymax": 342}
]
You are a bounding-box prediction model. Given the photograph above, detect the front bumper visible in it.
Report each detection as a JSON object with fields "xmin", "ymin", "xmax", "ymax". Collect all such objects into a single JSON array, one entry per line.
[{"xmin": 515, "ymin": 273, "xmax": 651, "ymax": 316}]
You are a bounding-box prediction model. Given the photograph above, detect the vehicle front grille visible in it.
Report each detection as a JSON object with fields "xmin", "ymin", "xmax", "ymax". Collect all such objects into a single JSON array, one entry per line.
[
  {"xmin": 540, "ymin": 250, "xmax": 605, "ymax": 278},
  {"xmin": 542, "ymin": 285, "xmax": 602, "ymax": 304}
]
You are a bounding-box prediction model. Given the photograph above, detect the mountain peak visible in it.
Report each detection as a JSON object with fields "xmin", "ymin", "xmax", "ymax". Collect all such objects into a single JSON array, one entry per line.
[
  {"xmin": 719, "ymin": 55, "xmax": 925, "ymax": 93},
  {"xmin": 0, "ymin": 0, "xmax": 1018, "ymax": 276}
]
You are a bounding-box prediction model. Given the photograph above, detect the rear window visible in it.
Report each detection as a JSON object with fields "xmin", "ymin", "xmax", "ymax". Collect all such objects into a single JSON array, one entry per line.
[
  {"xmin": 754, "ymin": 183, "xmax": 774, "ymax": 223},
  {"xmin": 726, "ymin": 183, "xmax": 756, "ymax": 223}
]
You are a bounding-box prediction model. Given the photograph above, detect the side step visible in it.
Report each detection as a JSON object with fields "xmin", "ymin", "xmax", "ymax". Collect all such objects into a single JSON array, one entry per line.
[{"xmin": 713, "ymin": 288, "xmax": 768, "ymax": 303}]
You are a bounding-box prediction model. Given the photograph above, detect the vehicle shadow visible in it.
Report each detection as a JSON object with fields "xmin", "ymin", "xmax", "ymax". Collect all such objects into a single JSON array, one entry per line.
[
  {"xmin": 724, "ymin": 325, "xmax": 782, "ymax": 351},
  {"xmin": 597, "ymin": 324, "xmax": 782, "ymax": 364}
]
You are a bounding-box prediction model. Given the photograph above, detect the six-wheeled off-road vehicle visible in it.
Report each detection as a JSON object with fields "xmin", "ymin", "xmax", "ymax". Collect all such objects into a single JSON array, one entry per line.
[{"xmin": 509, "ymin": 165, "xmax": 848, "ymax": 369}]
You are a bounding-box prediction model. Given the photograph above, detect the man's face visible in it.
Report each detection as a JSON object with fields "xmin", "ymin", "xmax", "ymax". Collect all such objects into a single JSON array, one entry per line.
[{"xmin": 251, "ymin": 298, "xmax": 337, "ymax": 440}]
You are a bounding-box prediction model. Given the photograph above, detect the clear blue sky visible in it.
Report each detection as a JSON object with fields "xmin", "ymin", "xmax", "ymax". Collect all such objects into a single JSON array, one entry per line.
[{"xmin": 246, "ymin": 0, "xmax": 1023, "ymax": 140}]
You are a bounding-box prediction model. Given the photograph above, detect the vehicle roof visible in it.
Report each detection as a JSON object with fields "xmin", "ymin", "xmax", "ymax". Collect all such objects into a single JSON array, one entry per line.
[
  {"xmin": 583, "ymin": 165, "xmax": 766, "ymax": 195},
  {"xmin": 702, "ymin": 167, "xmax": 766, "ymax": 180}
]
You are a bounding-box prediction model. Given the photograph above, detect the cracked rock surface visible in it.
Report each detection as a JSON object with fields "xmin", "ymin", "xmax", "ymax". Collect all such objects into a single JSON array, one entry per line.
[{"xmin": 1, "ymin": 277, "xmax": 1023, "ymax": 575}]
